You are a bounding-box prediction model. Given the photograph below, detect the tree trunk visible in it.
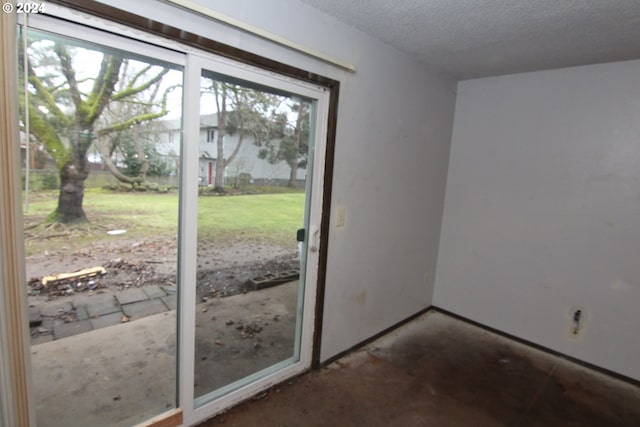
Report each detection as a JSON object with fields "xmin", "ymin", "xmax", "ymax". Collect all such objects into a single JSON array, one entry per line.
[
  {"xmin": 288, "ymin": 107, "xmax": 304, "ymax": 187},
  {"xmin": 133, "ymin": 125, "xmax": 150, "ymax": 181},
  {"xmin": 226, "ymin": 125, "xmax": 244, "ymax": 167},
  {"xmin": 55, "ymin": 159, "xmax": 89, "ymax": 223},
  {"xmin": 288, "ymin": 160, "xmax": 297, "ymax": 187},
  {"xmin": 54, "ymin": 128, "xmax": 92, "ymax": 223},
  {"xmin": 214, "ymin": 135, "xmax": 225, "ymax": 191},
  {"xmin": 214, "ymin": 86, "xmax": 227, "ymax": 192}
]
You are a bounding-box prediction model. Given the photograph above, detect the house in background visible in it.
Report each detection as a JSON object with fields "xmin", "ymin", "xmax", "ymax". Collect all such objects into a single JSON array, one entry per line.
[{"xmin": 158, "ymin": 114, "xmax": 304, "ymax": 187}]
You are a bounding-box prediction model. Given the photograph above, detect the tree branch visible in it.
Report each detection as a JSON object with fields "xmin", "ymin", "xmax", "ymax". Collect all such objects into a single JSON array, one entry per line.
[
  {"xmin": 25, "ymin": 64, "xmax": 69, "ymax": 125},
  {"xmin": 124, "ymin": 64, "xmax": 152, "ymax": 91},
  {"xmin": 96, "ymin": 110, "xmax": 167, "ymax": 136},
  {"xmin": 96, "ymin": 140, "xmax": 143, "ymax": 185},
  {"xmin": 85, "ymin": 55, "xmax": 123, "ymax": 124},
  {"xmin": 112, "ymin": 68, "xmax": 170, "ymax": 101},
  {"xmin": 26, "ymin": 103, "xmax": 69, "ymax": 169},
  {"xmin": 226, "ymin": 87, "xmax": 245, "ymax": 166},
  {"xmin": 54, "ymin": 43, "xmax": 83, "ymax": 116},
  {"xmin": 96, "ymin": 84, "xmax": 177, "ymax": 137}
]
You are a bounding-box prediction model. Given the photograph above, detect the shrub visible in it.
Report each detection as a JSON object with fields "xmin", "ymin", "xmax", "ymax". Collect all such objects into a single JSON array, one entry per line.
[{"xmin": 39, "ymin": 173, "xmax": 59, "ymax": 190}]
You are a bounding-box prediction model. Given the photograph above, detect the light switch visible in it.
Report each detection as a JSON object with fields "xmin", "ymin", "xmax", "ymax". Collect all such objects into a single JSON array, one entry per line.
[{"xmin": 336, "ymin": 207, "xmax": 346, "ymax": 227}]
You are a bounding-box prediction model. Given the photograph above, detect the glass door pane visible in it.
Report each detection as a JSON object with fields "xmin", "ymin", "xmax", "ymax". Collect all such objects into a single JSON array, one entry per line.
[
  {"xmin": 20, "ymin": 23, "xmax": 184, "ymax": 427},
  {"xmin": 193, "ymin": 69, "xmax": 313, "ymax": 402}
]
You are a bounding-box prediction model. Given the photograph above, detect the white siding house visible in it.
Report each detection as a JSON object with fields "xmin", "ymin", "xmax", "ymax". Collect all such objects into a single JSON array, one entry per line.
[{"xmin": 157, "ymin": 113, "xmax": 304, "ymax": 186}]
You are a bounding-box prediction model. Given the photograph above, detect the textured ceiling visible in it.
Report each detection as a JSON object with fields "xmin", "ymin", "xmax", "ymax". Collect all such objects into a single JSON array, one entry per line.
[{"xmin": 300, "ymin": 0, "xmax": 640, "ymax": 80}]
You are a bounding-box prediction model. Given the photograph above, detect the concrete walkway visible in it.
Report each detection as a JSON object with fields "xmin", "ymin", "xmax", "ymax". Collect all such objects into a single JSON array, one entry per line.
[
  {"xmin": 30, "ymin": 285, "xmax": 177, "ymax": 344},
  {"xmin": 30, "ymin": 281, "xmax": 298, "ymax": 427}
]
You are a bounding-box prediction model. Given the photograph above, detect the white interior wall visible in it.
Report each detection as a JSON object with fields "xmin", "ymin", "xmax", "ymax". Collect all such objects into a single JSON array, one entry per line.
[
  {"xmin": 435, "ymin": 59, "xmax": 640, "ymax": 380},
  {"xmin": 97, "ymin": 0, "xmax": 457, "ymax": 362}
]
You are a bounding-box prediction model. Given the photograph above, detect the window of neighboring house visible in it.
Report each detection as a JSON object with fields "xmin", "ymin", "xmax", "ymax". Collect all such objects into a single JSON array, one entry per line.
[{"xmin": 206, "ymin": 127, "xmax": 216, "ymax": 142}]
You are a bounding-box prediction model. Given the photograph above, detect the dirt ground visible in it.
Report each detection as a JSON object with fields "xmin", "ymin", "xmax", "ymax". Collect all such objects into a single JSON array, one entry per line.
[
  {"xmin": 27, "ymin": 233, "xmax": 303, "ymax": 426},
  {"xmin": 26, "ymin": 236, "xmax": 300, "ymax": 331}
]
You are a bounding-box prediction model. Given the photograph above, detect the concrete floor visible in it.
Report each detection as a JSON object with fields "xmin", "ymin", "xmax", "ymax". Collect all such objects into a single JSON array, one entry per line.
[
  {"xmin": 29, "ymin": 297, "xmax": 640, "ymax": 427},
  {"xmin": 199, "ymin": 311, "xmax": 640, "ymax": 427},
  {"xmin": 31, "ymin": 310, "xmax": 177, "ymax": 427}
]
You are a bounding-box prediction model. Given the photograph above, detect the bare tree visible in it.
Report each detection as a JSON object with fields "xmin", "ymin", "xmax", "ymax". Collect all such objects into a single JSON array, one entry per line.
[
  {"xmin": 205, "ymin": 81, "xmax": 280, "ymax": 192},
  {"xmin": 95, "ymin": 60, "xmax": 178, "ymax": 187},
  {"xmin": 257, "ymin": 101, "xmax": 310, "ymax": 187},
  {"xmin": 19, "ymin": 33, "xmax": 173, "ymax": 222}
]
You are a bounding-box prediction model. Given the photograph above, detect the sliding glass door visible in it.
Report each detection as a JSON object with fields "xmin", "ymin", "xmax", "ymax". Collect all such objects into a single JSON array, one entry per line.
[
  {"xmin": 12, "ymin": 6, "xmax": 329, "ymax": 426},
  {"xmin": 180, "ymin": 54, "xmax": 327, "ymax": 423},
  {"xmin": 20, "ymin": 14, "xmax": 185, "ymax": 427}
]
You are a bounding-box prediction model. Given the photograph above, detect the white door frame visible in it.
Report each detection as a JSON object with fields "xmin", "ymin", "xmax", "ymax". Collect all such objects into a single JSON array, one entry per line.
[
  {"xmin": 8, "ymin": 6, "xmax": 331, "ymax": 426},
  {"xmin": 180, "ymin": 52, "xmax": 329, "ymax": 425}
]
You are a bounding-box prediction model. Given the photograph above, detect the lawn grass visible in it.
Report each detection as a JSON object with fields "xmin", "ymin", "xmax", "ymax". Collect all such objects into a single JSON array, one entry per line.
[
  {"xmin": 23, "ymin": 188, "xmax": 305, "ymax": 254},
  {"xmin": 197, "ymin": 192, "xmax": 305, "ymax": 244}
]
